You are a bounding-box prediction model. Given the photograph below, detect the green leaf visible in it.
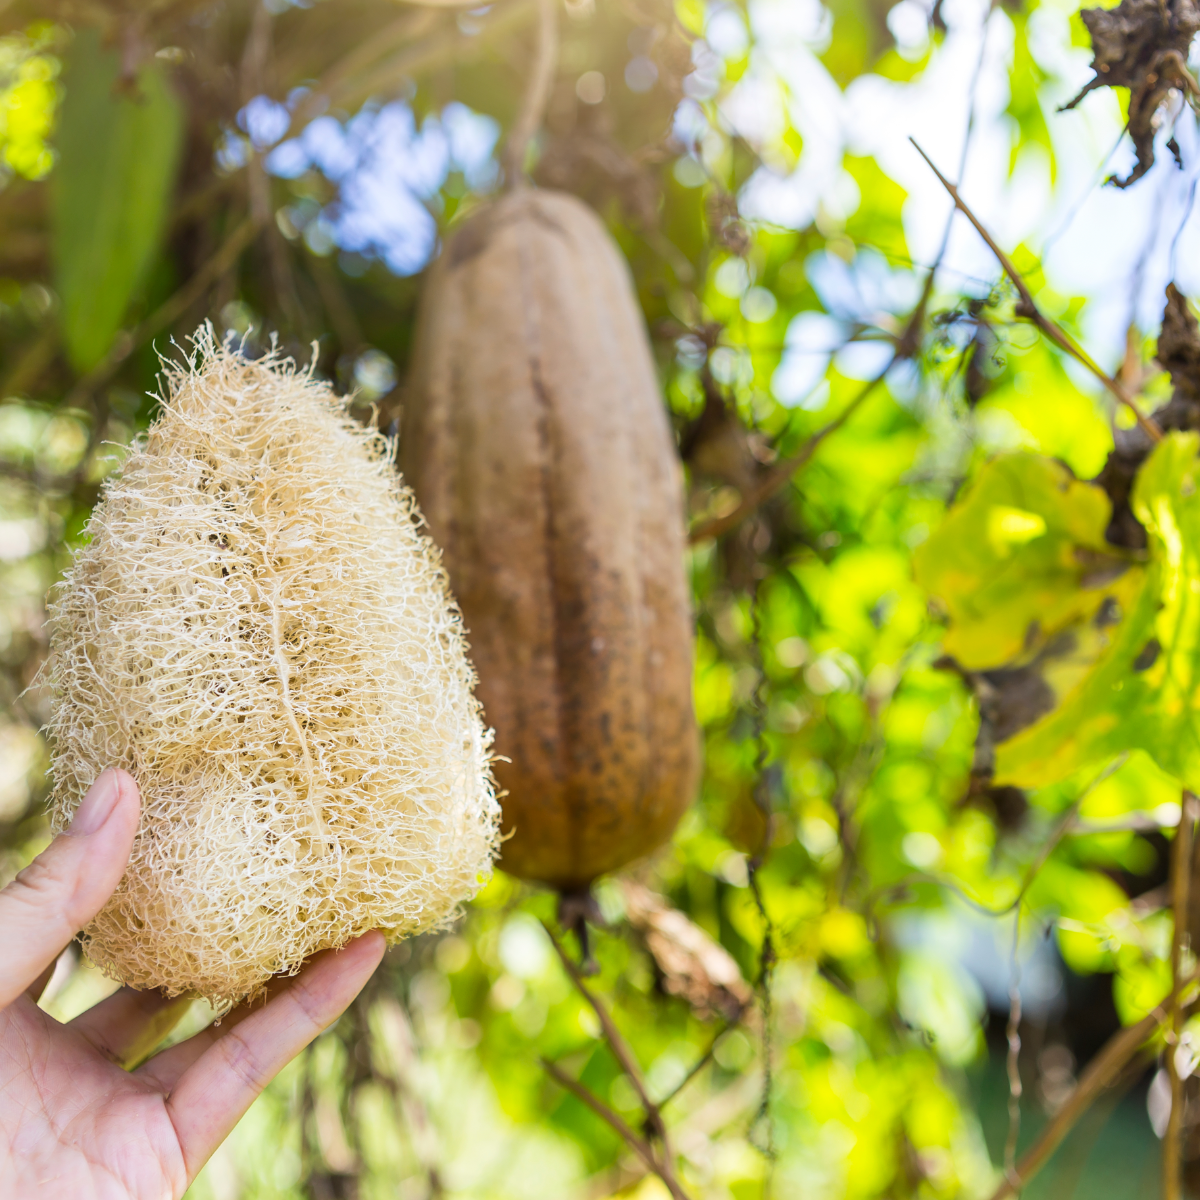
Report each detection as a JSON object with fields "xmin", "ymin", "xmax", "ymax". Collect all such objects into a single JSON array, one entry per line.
[
  {"xmin": 996, "ymin": 432, "xmax": 1200, "ymax": 790},
  {"xmin": 51, "ymin": 30, "xmax": 183, "ymax": 373},
  {"xmin": 912, "ymin": 452, "xmax": 1135, "ymax": 670},
  {"xmin": 674, "ymin": 0, "xmax": 706, "ymax": 36},
  {"xmin": 843, "ymin": 156, "xmax": 909, "ymax": 264}
]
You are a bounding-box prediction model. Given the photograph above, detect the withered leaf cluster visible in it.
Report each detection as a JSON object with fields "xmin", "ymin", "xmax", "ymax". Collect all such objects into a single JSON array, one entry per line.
[{"xmin": 1063, "ymin": 0, "xmax": 1200, "ymax": 187}]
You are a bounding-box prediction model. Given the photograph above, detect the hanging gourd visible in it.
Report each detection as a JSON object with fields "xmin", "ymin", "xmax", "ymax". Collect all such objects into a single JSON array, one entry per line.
[
  {"xmin": 400, "ymin": 3, "xmax": 698, "ymax": 891},
  {"xmin": 46, "ymin": 330, "xmax": 499, "ymax": 1008}
]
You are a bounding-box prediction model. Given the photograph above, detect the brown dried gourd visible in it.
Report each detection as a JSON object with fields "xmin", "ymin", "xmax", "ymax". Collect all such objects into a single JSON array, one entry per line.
[
  {"xmin": 401, "ymin": 188, "xmax": 699, "ymax": 890},
  {"xmin": 46, "ymin": 329, "xmax": 499, "ymax": 1009}
]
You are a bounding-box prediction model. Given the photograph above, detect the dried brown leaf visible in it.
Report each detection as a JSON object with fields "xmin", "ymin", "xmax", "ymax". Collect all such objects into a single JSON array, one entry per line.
[
  {"xmin": 622, "ymin": 880, "xmax": 752, "ymax": 1023},
  {"xmin": 1063, "ymin": 0, "xmax": 1200, "ymax": 187}
]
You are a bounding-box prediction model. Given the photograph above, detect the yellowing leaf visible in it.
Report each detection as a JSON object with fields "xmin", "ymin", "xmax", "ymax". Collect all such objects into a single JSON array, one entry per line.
[
  {"xmin": 986, "ymin": 505, "xmax": 1046, "ymax": 551},
  {"xmin": 996, "ymin": 432, "xmax": 1200, "ymax": 791},
  {"xmin": 913, "ymin": 453, "xmax": 1135, "ymax": 669}
]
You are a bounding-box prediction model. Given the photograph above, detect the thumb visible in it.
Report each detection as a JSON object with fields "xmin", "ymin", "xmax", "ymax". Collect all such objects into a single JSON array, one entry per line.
[{"xmin": 0, "ymin": 769, "xmax": 140, "ymax": 1009}]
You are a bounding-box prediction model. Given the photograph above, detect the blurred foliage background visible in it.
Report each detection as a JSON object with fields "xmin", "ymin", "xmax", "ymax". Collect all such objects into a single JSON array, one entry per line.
[{"xmin": 6, "ymin": 0, "xmax": 1200, "ymax": 1195}]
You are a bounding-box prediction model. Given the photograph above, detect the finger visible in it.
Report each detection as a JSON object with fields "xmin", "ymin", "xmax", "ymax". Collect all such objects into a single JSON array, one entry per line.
[
  {"xmin": 70, "ymin": 986, "xmax": 194, "ymax": 1069},
  {"xmin": 165, "ymin": 931, "xmax": 385, "ymax": 1181},
  {"xmin": 27, "ymin": 947, "xmax": 74, "ymax": 1004},
  {"xmin": 0, "ymin": 770, "xmax": 140, "ymax": 1009},
  {"xmin": 25, "ymin": 961, "xmax": 57, "ymax": 1003},
  {"xmin": 137, "ymin": 969, "xmax": 298, "ymax": 1092}
]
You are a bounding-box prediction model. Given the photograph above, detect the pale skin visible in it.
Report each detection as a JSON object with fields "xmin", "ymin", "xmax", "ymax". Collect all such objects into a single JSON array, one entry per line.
[{"xmin": 0, "ymin": 768, "xmax": 386, "ymax": 1200}]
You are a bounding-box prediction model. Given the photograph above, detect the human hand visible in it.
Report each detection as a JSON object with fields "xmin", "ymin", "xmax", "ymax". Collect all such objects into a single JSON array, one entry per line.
[{"xmin": 0, "ymin": 769, "xmax": 385, "ymax": 1200}]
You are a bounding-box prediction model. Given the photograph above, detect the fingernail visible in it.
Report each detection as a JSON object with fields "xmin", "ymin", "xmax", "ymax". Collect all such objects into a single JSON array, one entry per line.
[{"xmin": 69, "ymin": 770, "xmax": 121, "ymax": 836}]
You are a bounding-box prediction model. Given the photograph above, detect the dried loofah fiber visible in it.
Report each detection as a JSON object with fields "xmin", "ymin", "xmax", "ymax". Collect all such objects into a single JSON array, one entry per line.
[{"xmin": 45, "ymin": 328, "xmax": 499, "ymax": 1008}]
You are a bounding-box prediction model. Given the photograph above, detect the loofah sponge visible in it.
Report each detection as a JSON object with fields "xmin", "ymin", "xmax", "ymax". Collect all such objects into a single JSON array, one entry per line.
[{"xmin": 45, "ymin": 328, "xmax": 499, "ymax": 1008}]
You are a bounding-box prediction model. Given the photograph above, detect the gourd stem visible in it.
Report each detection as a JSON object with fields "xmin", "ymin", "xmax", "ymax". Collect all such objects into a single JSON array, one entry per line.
[
  {"xmin": 501, "ymin": 0, "xmax": 558, "ymax": 189},
  {"xmin": 557, "ymin": 886, "xmax": 601, "ymax": 975}
]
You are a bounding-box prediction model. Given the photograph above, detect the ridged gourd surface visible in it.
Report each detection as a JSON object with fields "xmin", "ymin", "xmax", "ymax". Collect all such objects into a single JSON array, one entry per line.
[{"xmin": 402, "ymin": 189, "xmax": 699, "ymax": 889}]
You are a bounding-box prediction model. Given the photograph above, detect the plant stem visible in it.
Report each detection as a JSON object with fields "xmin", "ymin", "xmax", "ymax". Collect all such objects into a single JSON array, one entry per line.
[
  {"xmin": 987, "ymin": 965, "xmax": 1200, "ymax": 1200},
  {"xmin": 1165, "ymin": 791, "xmax": 1196, "ymax": 1200},
  {"xmin": 501, "ymin": 0, "xmax": 558, "ymax": 186},
  {"xmin": 540, "ymin": 1057, "xmax": 689, "ymax": 1198},
  {"xmin": 545, "ymin": 923, "xmax": 688, "ymax": 1197},
  {"xmin": 687, "ymin": 365, "xmax": 891, "ymax": 544},
  {"xmin": 910, "ymin": 138, "xmax": 1162, "ymax": 443}
]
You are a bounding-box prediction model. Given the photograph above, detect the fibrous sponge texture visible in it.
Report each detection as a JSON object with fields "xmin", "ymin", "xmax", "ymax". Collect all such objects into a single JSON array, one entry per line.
[{"xmin": 46, "ymin": 330, "xmax": 499, "ymax": 1008}]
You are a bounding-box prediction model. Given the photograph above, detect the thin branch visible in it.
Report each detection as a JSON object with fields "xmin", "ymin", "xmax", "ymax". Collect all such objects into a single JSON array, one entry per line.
[
  {"xmin": 250, "ymin": 155, "xmax": 305, "ymax": 333},
  {"xmin": 170, "ymin": 172, "xmax": 239, "ymax": 232},
  {"xmin": 746, "ymin": 584, "xmax": 776, "ymax": 1182},
  {"xmin": 544, "ymin": 923, "xmax": 686, "ymax": 1196},
  {"xmin": 1002, "ymin": 913, "xmax": 1023, "ymax": 1189},
  {"xmin": 0, "ymin": 323, "xmax": 56, "ymax": 398},
  {"xmin": 866, "ymin": 756, "xmax": 1129, "ymax": 927},
  {"xmin": 540, "ymin": 1057, "xmax": 676, "ymax": 1189},
  {"xmin": 656, "ymin": 1032, "xmax": 723, "ymax": 1110},
  {"xmin": 240, "ymin": 8, "xmax": 304, "ymax": 338},
  {"xmin": 687, "ymin": 235, "xmax": 940, "ymax": 548},
  {"xmin": 239, "ymin": 0, "xmax": 273, "ymax": 107},
  {"xmin": 910, "ymin": 138, "xmax": 1163, "ymax": 443},
  {"xmin": 309, "ymin": 253, "xmax": 365, "ymax": 354},
  {"xmin": 375, "ymin": 997, "xmax": 444, "ymax": 1197},
  {"xmin": 986, "ymin": 965, "xmax": 1200, "ymax": 1200},
  {"xmin": 333, "ymin": 0, "xmax": 539, "ymax": 121},
  {"xmin": 545, "ymin": 927, "xmax": 667, "ymax": 1121},
  {"xmin": 501, "ymin": 0, "xmax": 558, "ymax": 186},
  {"xmin": 687, "ymin": 364, "xmax": 891, "ymax": 544},
  {"xmin": 0, "ymin": 177, "xmax": 245, "ymax": 406},
  {"xmin": 1165, "ymin": 790, "xmax": 1196, "ymax": 1200},
  {"xmin": 282, "ymin": 8, "xmax": 440, "ymax": 136}
]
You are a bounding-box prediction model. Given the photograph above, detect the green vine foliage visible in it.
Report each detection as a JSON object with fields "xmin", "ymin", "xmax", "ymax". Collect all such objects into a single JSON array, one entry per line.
[
  {"xmin": 997, "ymin": 434, "xmax": 1200, "ymax": 792},
  {"xmin": 917, "ymin": 435, "xmax": 1200, "ymax": 795},
  {"xmin": 1, "ymin": 0, "xmax": 1199, "ymax": 1197}
]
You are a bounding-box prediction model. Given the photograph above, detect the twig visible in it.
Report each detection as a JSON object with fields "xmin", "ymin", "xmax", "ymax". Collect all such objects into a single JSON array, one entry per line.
[
  {"xmin": 240, "ymin": 7, "xmax": 305, "ymax": 338},
  {"xmin": 1002, "ymin": 913, "xmax": 1023, "ymax": 1189},
  {"xmin": 1165, "ymin": 791, "xmax": 1196, "ymax": 1200},
  {"xmin": 239, "ymin": 0, "xmax": 272, "ymax": 106},
  {"xmin": 375, "ymin": 996, "xmax": 444, "ymax": 1197},
  {"xmin": 170, "ymin": 172, "xmax": 239, "ymax": 233},
  {"xmin": 910, "ymin": 138, "xmax": 1162, "ymax": 443},
  {"xmin": 540, "ymin": 1057, "xmax": 680, "ymax": 1191},
  {"xmin": 309, "ymin": 254, "xmax": 365, "ymax": 354},
  {"xmin": 544, "ymin": 923, "xmax": 687, "ymax": 1196},
  {"xmin": 282, "ymin": 9, "xmax": 440, "ymax": 137},
  {"xmin": 986, "ymin": 964, "xmax": 1200, "ymax": 1200},
  {"xmin": 0, "ymin": 323, "xmax": 56, "ymax": 398},
  {"xmin": 865, "ymin": 755, "xmax": 1128, "ymax": 930},
  {"xmin": 546, "ymin": 925, "xmax": 670, "ymax": 1123},
  {"xmin": 746, "ymin": 584, "xmax": 776, "ymax": 1184},
  {"xmin": 656, "ymin": 1031, "xmax": 724, "ymax": 1110},
  {"xmin": 501, "ymin": 0, "xmax": 558, "ymax": 186},
  {"xmin": 687, "ymin": 365, "xmax": 891, "ymax": 544},
  {"xmin": 688, "ymin": 240, "xmax": 939, "ymax": 548},
  {"xmin": 333, "ymin": 0, "xmax": 540, "ymax": 122}
]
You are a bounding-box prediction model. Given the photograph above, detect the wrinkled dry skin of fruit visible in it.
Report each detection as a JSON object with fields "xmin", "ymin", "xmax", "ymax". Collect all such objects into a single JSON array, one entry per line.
[
  {"xmin": 46, "ymin": 330, "xmax": 499, "ymax": 1008},
  {"xmin": 402, "ymin": 188, "xmax": 699, "ymax": 889}
]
